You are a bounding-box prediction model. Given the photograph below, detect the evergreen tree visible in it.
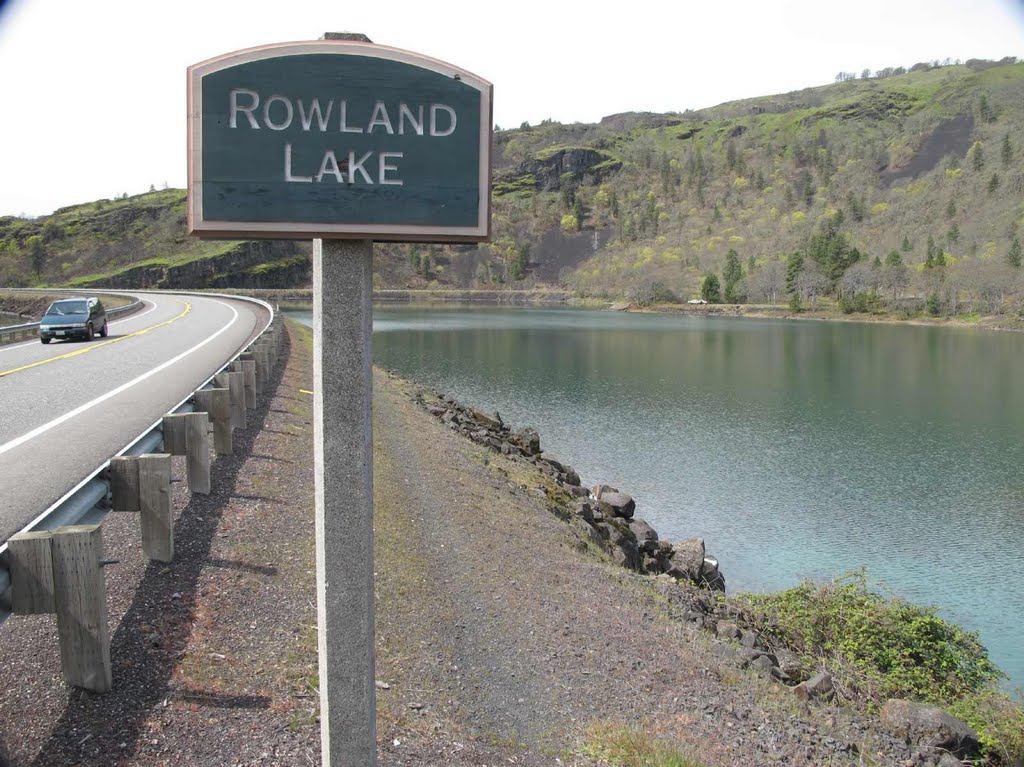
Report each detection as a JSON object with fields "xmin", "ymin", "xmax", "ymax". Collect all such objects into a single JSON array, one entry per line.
[
  {"xmin": 947, "ymin": 223, "xmax": 960, "ymax": 243},
  {"xmin": 946, "ymin": 199, "xmax": 957, "ymax": 218},
  {"xmin": 979, "ymin": 93, "xmax": 994, "ymax": 123},
  {"xmin": 901, "ymin": 235, "xmax": 912, "ymax": 253},
  {"xmin": 1002, "ymin": 133, "xmax": 1013, "ymax": 167},
  {"xmin": 723, "ymin": 249, "xmax": 743, "ymax": 302},
  {"xmin": 701, "ymin": 273, "xmax": 722, "ymax": 303},
  {"xmin": 747, "ymin": 254, "xmax": 757, "ymax": 275},
  {"xmin": 971, "ymin": 142, "xmax": 984, "ymax": 172},
  {"xmin": 885, "ymin": 250, "xmax": 903, "ymax": 266},
  {"xmin": 786, "ymin": 253, "xmax": 804, "ymax": 295},
  {"xmin": 988, "ymin": 173, "xmax": 1000, "ymax": 193},
  {"xmin": 1007, "ymin": 237, "xmax": 1022, "ymax": 268}
]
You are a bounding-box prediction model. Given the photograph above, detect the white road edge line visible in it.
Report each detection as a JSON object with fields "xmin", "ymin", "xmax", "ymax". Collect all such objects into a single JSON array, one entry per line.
[
  {"xmin": 0, "ymin": 300, "xmax": 159, "ymax": 354},
  {"xmin": 0, "ymin": 302, "xmax": 240, "ymax": 458}
]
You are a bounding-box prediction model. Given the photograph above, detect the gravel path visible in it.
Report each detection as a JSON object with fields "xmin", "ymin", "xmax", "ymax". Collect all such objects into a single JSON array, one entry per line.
[{"xmin": 371, "ymin": 372, "xmax": 915, "ymax": 766}]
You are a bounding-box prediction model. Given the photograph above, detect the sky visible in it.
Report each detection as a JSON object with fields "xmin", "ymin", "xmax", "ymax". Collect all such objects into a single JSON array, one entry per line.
[{"xmin": 1, "ymin": 0, "xmax": 1023, "ymax": 217}]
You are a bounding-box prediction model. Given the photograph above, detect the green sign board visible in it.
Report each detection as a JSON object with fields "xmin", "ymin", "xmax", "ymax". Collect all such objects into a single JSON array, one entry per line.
[{"xmin": 188, "ymin": 41, "xmax": 492, "ymax": 241}]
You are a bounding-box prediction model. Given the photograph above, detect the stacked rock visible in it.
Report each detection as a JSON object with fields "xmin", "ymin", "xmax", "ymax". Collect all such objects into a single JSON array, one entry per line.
[{"xmin": 418, "ymin": 388, "xmax": 726, "ymax": 592}]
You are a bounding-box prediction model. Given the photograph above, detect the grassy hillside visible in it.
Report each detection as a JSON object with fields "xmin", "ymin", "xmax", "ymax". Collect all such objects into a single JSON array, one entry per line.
[
  {"xmin": 3, "ymin": 58, "xmax": 1024, "ymax": 318},
  {"xmin": 0, "ymin": 190, "xmax": 308, "ymax": 290}
]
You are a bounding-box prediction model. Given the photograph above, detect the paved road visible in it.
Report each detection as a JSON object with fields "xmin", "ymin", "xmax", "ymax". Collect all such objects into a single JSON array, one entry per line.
[{"xmin": 0, "ymin": 292, "xmax": 269, "ymax": 543}]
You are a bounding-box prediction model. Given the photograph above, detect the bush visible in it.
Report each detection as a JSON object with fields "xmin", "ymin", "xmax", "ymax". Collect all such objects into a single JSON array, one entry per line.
[
  {"xmin": 631, "ymin": 280, "xmax": 678, "ymax": 307},
  {"xmin": 948, "ymin": 690, "xmax": 1024, "ymax": 764},
  {"xmin": 737, "ymin": 571, "xmax": 1001, "ymax": 704},
  {"xmin": 839, "ymin": 291, "xmax": 880, "ymax": 314}
]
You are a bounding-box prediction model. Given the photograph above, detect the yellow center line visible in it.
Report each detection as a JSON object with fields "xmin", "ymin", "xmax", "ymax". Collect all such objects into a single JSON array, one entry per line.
[
  {"xmin": 0, "ymin": 301, "xmax": 192, "ymax": 379},
  {"xmin": 299, "ymin": 388, "xmax": 313, "ymax": 395}
]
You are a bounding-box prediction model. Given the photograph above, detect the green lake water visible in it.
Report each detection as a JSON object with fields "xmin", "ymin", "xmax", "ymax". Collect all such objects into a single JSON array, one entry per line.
[{"xmin": 288, "ymin": 305, "xmax": 1024, "ymax": 689}]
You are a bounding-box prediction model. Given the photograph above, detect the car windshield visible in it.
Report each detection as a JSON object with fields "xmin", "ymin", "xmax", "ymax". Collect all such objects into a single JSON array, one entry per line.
[{"xmin": 45, "ymin": 300, "xmax": 88, "ymax": 316}]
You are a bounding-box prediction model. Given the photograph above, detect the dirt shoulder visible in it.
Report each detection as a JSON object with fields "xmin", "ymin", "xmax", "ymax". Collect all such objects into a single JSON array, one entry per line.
[{"xmin": 0, "ymin": 320, "xmax": 922, "ymax": 766}]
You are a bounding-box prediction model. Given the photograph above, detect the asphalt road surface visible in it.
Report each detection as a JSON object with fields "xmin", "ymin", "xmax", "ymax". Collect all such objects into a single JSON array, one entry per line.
[{"xmin": 0, "ymin": 292, "xmax": 269, "ymax": 543}]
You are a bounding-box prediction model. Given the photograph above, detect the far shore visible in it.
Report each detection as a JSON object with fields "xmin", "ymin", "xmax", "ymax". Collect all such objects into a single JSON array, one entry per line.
[{"xmin": 240, "ymin": 286, "xmax": 1024, "ymax": 334}]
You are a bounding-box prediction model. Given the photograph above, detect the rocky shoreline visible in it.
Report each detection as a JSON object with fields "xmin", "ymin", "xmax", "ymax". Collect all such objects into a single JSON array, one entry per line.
[{"xmin": 412, "ymin": 384, "xmax": 1009, "ymax": 767}]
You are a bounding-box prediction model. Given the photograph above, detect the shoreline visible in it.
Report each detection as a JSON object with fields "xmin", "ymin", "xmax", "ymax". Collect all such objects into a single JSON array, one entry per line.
[
  {"xmin": 619, "ymin": 300, "xmax": 1024, "ymax": 333},
  {"xmin": 251, "ymin": 285, "xmax": 1024, "ymax": 334}
]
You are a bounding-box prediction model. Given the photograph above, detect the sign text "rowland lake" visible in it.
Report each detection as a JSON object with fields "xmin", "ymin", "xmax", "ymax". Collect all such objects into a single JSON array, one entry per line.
[{"xmin": 228, "ymin": 89, "xmax": 458, "ymax": 186}]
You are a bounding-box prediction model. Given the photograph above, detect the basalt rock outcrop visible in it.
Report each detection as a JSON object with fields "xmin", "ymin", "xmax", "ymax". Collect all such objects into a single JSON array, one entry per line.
[{"xmin": 416, "ymin": 388, "xmax": 725, "ymax": 592}]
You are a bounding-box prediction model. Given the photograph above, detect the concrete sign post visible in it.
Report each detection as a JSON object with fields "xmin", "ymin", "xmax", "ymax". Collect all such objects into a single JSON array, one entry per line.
[{"xmin": 188, "ymin": 35, "xmax": 491, "ymax": 767}]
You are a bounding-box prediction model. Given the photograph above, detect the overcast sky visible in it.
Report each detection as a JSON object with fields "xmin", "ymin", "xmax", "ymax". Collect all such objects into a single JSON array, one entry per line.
[{"xmin": 1, "ymin": 0, "xmax": 1023, "ymax": 217}]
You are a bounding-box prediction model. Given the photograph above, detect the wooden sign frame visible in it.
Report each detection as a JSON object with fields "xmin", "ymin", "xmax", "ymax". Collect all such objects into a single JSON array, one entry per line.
[{"xmin": 187, "ymin": 40, "xmax": 492, "ymax": 242}]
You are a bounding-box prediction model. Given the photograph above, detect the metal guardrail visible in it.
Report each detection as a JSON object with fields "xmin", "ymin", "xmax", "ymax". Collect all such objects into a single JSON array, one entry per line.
[
  {"xmin": 0, "ymin": 291, "xmax": 279, "ymax": 626},
  {"xmin": 0, "ymin": 290, "xmax": 148, "ymax": 345}
]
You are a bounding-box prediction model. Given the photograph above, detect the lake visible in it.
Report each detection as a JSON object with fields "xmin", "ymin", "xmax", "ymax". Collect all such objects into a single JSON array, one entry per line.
[{"xmin": 288, "ymin": 304, "xmax": 1024, "ymax": 688}]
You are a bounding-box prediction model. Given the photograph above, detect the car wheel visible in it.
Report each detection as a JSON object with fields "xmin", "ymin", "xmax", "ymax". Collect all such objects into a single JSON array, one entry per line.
[
  {"xmin": 86, "ymin": 323, "xmax": 94, "ymax": 340},
  {"xmin": 100, "ymin": 320, "xmax": 108, "ymax": 338},
  {"xmin": 41, "ymin": 337, "xmax": 50, "ymax": 344}
]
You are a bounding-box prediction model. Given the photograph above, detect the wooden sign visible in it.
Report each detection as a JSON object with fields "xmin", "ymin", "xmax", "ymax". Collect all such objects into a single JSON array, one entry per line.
[{"xmin": 187, "ymin": 40, "xmax": 492, "ymax": 241}]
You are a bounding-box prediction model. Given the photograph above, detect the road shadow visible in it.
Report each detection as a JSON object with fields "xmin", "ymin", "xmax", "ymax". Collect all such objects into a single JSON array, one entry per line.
[{"xmin": 27, "ymin": 331, "xmax": 292, "ymax": 767}]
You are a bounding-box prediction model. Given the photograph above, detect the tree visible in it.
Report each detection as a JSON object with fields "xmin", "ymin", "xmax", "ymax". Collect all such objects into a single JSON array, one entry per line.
[
  {"xmin": 510, "ymin": 244, "xmax": 530, "ymax": 280},
  {"xmin": 883, "ymin": 250, "xmax": 910, "ymax": 300},
  {"xmin": 786, "ymin": 252, "xmax": 804, "ymax": 295},
  {"xmin": 794, "ymin": 259, "xmax": 827, "ymax": 305},
  {"xmin": 927, "ymin": 292, "xmax": 942, "ymax": 316},
  {"xmin": 805, "ymin": 217, "xmax": 861, "ymax": 288},
  {"xmin": 1007, "ymin": 237, "xmax": 1022, "ymax": 268},
  {"xmin": 861, "ymin": 68, "xmax": 872, "ymax": 79},
  {"xmin": 979, "ymin": 93, "xmax": 994, "ymax": 123},
  {"xmin": 1002, "ymin": 133, "xmax": 1013, "ymax": 167},
  {"xmin": 723, "ymin": 249, "xmax": 743, "ymax": 302},
  {"xmin": 971, "ymin": 141, "xmax": 984, "ymax": 172},
  {"xmin": 701, "ymin": 273, "xmax": 722, "ymax": 303},
  {"xmin": 748, "ymin": 259, "xmax": 785, "ymax": 304},
  {"xmin": 946, "ymin": 199, "xmax": 957, "ymax": 218},
  {"xmin": 901, "ymin": 235, "xmax": 912, "ymax": 253},
  {"xmin": 26, "ymin": 235, "xmax": 46, "ymax": 277},
  {"xmin": 988, "ymin": 173, "xmax": 1000, "ymax": 193}
]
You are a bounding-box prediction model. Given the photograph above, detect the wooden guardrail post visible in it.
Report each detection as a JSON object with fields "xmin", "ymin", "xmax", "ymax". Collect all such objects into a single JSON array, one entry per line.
[
  {"xmin": 109, "ymin": 456, "xmax": 141, "ymax": 512},
  {"xmin": 211, "ymin": 372, "xmax": 243, "ymax": 430},
  {"xmin": 263, "ymin": 331, "xmax": 278, "ymax": 367},
  {"xmin": 226, "ymin": 371, "xmax": 247, "ymax": 430},
  {"xmin": 51, "ymin": 524, "xmax": 112, "ymax": 693},
  {"xmin": 139, "ymin": 454, "xmax": 173, "ymax": 562},
  {"xmin": 233, "ymin": 359, "xmax": 257, "ymax": 410},
  {"xmin": 184, "ymin": 411, "xmax": 211, "ymax": 494},
  {"xmin": 239, "ymin": 352, "xmax": 261, "ymax": 397},
  {"xmin": 161, "ymin": 413, "xmax": 188, "ymax": 455},
  {"xmin": 256, "ymin": 345, "xmax": 271, "ymax": 390},
  {"xmin": 8, "ymin": 532, "xmax": 55, "ymax": 614},
  {"xmin": 196, "ymin": 388, "xmax": 233, "ymax": 455}
]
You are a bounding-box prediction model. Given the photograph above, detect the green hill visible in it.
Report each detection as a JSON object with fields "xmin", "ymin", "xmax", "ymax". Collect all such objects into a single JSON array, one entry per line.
[{"xmin": 3, "ymin": 57, "xmax": 1024, "ymax": 318}]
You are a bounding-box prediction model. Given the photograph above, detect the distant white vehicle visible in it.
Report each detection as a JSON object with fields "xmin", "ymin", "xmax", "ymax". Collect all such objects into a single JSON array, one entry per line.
[{"xmin": 687, "ymin": 298, "xmax": 708, "ymax": 304}]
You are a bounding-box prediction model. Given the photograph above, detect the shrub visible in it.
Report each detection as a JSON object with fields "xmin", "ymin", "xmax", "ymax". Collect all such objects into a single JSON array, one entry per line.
[
  {"xmin": 583, "ymin": 723, "xmax": 708, "ymax": 767},
  {"xmin": 737, "ymin": 571, "xmax": 1001, "ymax": 704},
  {"xmin": 948, "ymin": 690, "xmax": 1024, "ymax": 764}
]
